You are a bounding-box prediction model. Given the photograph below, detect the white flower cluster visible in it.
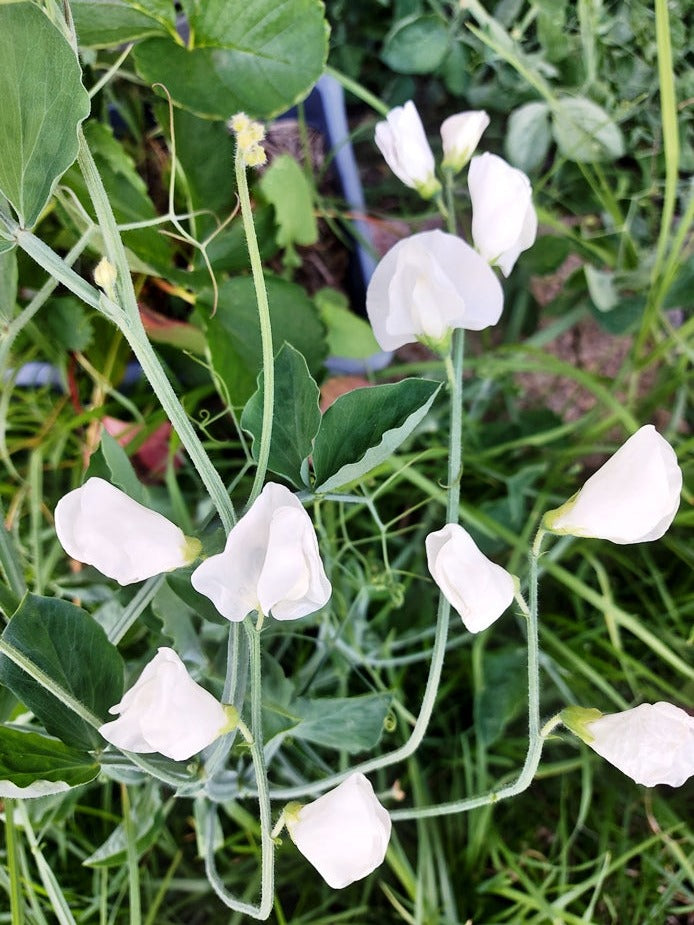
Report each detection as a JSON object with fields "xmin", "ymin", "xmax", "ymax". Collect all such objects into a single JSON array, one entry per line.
[
  {"xmin": 48, "ymin": 97, "xmax": 689, "ymax": 899},
  {"xmin": 369, "ymin": 101, "xmax": 537, "ymax": 356}
]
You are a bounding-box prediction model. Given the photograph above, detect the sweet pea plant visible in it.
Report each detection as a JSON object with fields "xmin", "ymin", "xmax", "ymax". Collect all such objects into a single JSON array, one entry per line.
[{"xmin": 0, "ymin": 1, "xmax": 692, "ymax": 921}]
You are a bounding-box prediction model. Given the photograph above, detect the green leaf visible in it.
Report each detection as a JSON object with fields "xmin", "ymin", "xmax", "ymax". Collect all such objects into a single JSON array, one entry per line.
[
  {"xmin": 261, "ymin": 658, "xmax": 391, "ymax": 753},
  {"xmin": 0, "ymin": 726, "xmax": 99, "ymax": 797},
  {"xmin": 0, "ymin": 248, "xmax": 18, "ymax": 324},
  {"xmin": 0, "ymin": 595, "xmax": 124, "ymax": 752},
  {"xmin": 41, "ymin": 297, "xmax": 93, "ymax": 354},
  {"xmin": 98, "ymin": 430, "xmax": 148, "ymax": 506},
  {"xmin": 259, "ymin": 155, "xmax": 318, "ymax": 266},
  {"xmin": 312, "ymin": 378, "xmax": 441, "ymax": 493},
  {"xmin": 166, "ymin": 572, "xmax": 228, "ymax": 626},
  {"xmin": 522, "ymin": 235, "xmax": 571, "ymax": 275},
  {"xmin": 203, "ymin": 275, "xmax": 327, "ymax": 407},
  {"xmin": 133, "ymin": 0, "xmax": 329, "ymax": 120},
  {"xmin": 241, "ymin": 343, "xmax": 321, "ymax": 487},
  {"xmin": 552, "ymin": 96, "xmax": 625, "ymax": 163},
  {"xmin": 315, "ymin": 288, "xmax": 381, "ymax": 360},
  {"xmin": 0, "ymin": 3, "xmax": 90, "ymax": 228},
  {"xmin": 474, "ymin": 647, "xmax": 527, "ymax": 747},
  {"xmin": 440, "ymin": 41, "xmax": 469, "ymax": 96},
  {"xmin": 381, "ymin": 14, "xmax": 449, "ymax": 74},
  {"xmin": 505, "ymin": 101, "xmax": 552, "ymax": 173},
  {"xmin": 291, "ymin": 693, "xmax": 392, "ymax": 753},
  {"xmin": 151, "ymin": 582, "xmax": 206, "ymax": 669},
  {"xmin": 590, "ymin": 294, "xmax": 645, "ymax": 334},
  {"xmin": 83, "ymin": 784, "xmax": 166, "ymax": 867},
  {"xmin": 71, "ymin": 0, "xmax": 173, "ymax": 46}
]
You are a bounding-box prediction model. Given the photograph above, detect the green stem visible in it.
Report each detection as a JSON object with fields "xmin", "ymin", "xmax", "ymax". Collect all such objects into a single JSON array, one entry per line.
[
  {"xmin": 635, "ymin": 0, "xmax": 681, "ymax": 355},
  {"xmin": 391, "ymin": 534, "xmax": 549, "ymax": 820},
  {"xmin": 245, "ymin": 620, "xmax": 274, "ymax": 917},
  {"xmin": 121, "ymin": 785, "xmax": 142, "ymax": 925},
  {"xmin": 204, "ymin": 619, "xmax": 274, "ymax": 919},
  {"xmin": 203, "ymin": 622, "xmax": 247, "ymax": 777},
  {"xmin": 0, "ymin": 639, "xmax": 102, "ymax": 729},
  {"xmin": 76, "ymin": 132, "xmax": 237, "ymax": 533},
  {"xmin": 261, "ymin": 332, "xmax": 466, "ymax": 801},
  {"xmin": 4, "ymin": 799, "xmax": 24, "ymax": 925},
  {"xmin": 108, "ymin": 575, "xmax": 165, "ymax": 645},
  {"xmin": 324, "ymin": 65, "xmax": 390, "ymax": 117},
  {"xmin": 443, "ymin": 169, "xmax": 458, "ymax": 236},
  {"xmin": 234, "ymin": 147, "xmax": 274, "ymax": 506}
]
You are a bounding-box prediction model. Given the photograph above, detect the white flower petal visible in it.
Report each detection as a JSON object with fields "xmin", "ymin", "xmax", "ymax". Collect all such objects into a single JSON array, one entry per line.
[
  {"xmin": 192, "ymin": 483, "xmax": 331, "ymax": 622},
  {"xmin": 440, "ymin": 110, "xmax": 489, "ymax": 172},
  {"xmin": 287, "ymin": 772, "xmax": 392, "ymax": 889},
  {"xmin": 375, "ymin": 100, "xmax": 436, "ymax": 192},
  {"xmin": 469, "ymin": 152, "xmax": 537, "ymax": 275},
  {"xmin": 366, "ymin": 230, "xmax": 504, "ymax": 351},
  {"xmin": 54, "ymin": 478, "xmax": 190, "ymax": 585},
  {"xmin": 546, "ymin": 425, "xmax": 682, "ymax": 544},
  {"xmin": 426, "ymin": 524, "xmax": 515, "ymax": 632},
  {"xmin": 99, "ymin": 648, "xmax": 227, "ymax": 761},
  {"xmin": 585, "ymin": 702, "xmax": 694, "ymax": 788}
]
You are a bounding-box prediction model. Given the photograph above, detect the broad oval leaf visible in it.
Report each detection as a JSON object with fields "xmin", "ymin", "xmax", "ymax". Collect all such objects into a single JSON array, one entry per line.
[
  {"xmin": 505, "ymin": 101, "xmax": 551, "ymax": 173},
  {"xmin": 0, "ymin": 3, "xmax": 90, "ymax": 228},
  {"xmin": 292, "ymin": 693, "xmax": 392, "ymax": 753},
  {"xmin": 0, "ymin": 726, "xmax": 99, "ymax": 797},
  {"xmin": 71, "ymin": 0, "xmax": 173, "ymax": 47},
  {"xmin": 552, "ymin": 96, "xmax": 624, "ymax": 163},
  {"xmin": 203, "ymin": 275, "xmax": 327, "ymax": 408},
  {"xmin": 241, "ymin": 343, "xmax": 321, "ymax": 488},
  {"xmin": 381, "ymin": 14, "xmax": 449, "ymax": 75},
  {"xmin": 312, "ymin": 378, "xmax": 442, "ymax": 492},
  {"xmin": 0, "ymin": 594, "xmax": 124, "ymax": 751},
  {"xmin": 133, "ymin": 0, "xmax": 329, "ymax": 119}
]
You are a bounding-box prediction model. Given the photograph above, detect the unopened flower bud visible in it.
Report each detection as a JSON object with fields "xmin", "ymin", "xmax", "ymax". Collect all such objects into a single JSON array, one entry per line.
[
  {"xmin": 440, "ymin": 110, "xmax": 489, "ymax": 172},
  {"xmin": 94, "ymin": 257, "xmax": 117, "ymax": 294},
  {"xmin": 374, "ymin": 101, "xmax": 441, "ymax": 199}
]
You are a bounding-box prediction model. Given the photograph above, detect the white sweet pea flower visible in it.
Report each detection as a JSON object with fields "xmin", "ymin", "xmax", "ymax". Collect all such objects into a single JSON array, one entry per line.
[
  {"xmin": 191, "ymin": 482, "xmax": 331, "ymax": 622},
  {"xmin": 374, "ymin": 100, "xmax": 440, "ymax": 199},
  {"xmin": 99, "ymin": 647, "xmax": 230, "ymax": 761},
  {"xmin": 544, "ymin": 425, "xmax": 682, "ymax": 544},
  {"xmin": 562, "ymin": 702, "xmax": 694, "ymax": 788},
  {"xmin": 54, "ymin": 477, "xmax": 200, "ymax": 585},
  {"xmin": 468, "ymin": 152, "xmax": 537, "ymax": 276},
  {"xmin": 440, "ymin": 110, "xmax": 490, "ymax": 172},
  {"xmin": 426, "ymin": 524, "xmax": 516, "ymax": 633},
  {"xmin": 365, "ymin": 229, "xmax": 504, "ymax": 352},
  {"xmin": 285, "ymin": 772, "xmax": 392, "ymax": 889}
]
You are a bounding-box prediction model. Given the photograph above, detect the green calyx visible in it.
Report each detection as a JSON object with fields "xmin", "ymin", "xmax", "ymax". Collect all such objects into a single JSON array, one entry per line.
[
  {"xmin": 541, "ymin": 492, "xmax": 580, "ymax": 536},
  {"xmin": 415, "ymin": 175, "xmax": 443, "ymax": 200},
  {"xmin": 418, "ymin": 330, "xmax": 453, "ymax": 357},
  {"xmin": 183, "ymin": 535, "xmax": 203, "ymax": 564},
  {"xmin": 222, "ymin": 704, "xmax": 240, "ymax": 734},
  {"xmin": 560, "ymin": 705, "xmax": 603, "ymax": 744}
]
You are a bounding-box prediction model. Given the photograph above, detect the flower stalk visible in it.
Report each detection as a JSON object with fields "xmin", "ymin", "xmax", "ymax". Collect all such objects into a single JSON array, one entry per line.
[{"xmin": 232, "ymin": 117, "xmax": 275, "ymax": 506}]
